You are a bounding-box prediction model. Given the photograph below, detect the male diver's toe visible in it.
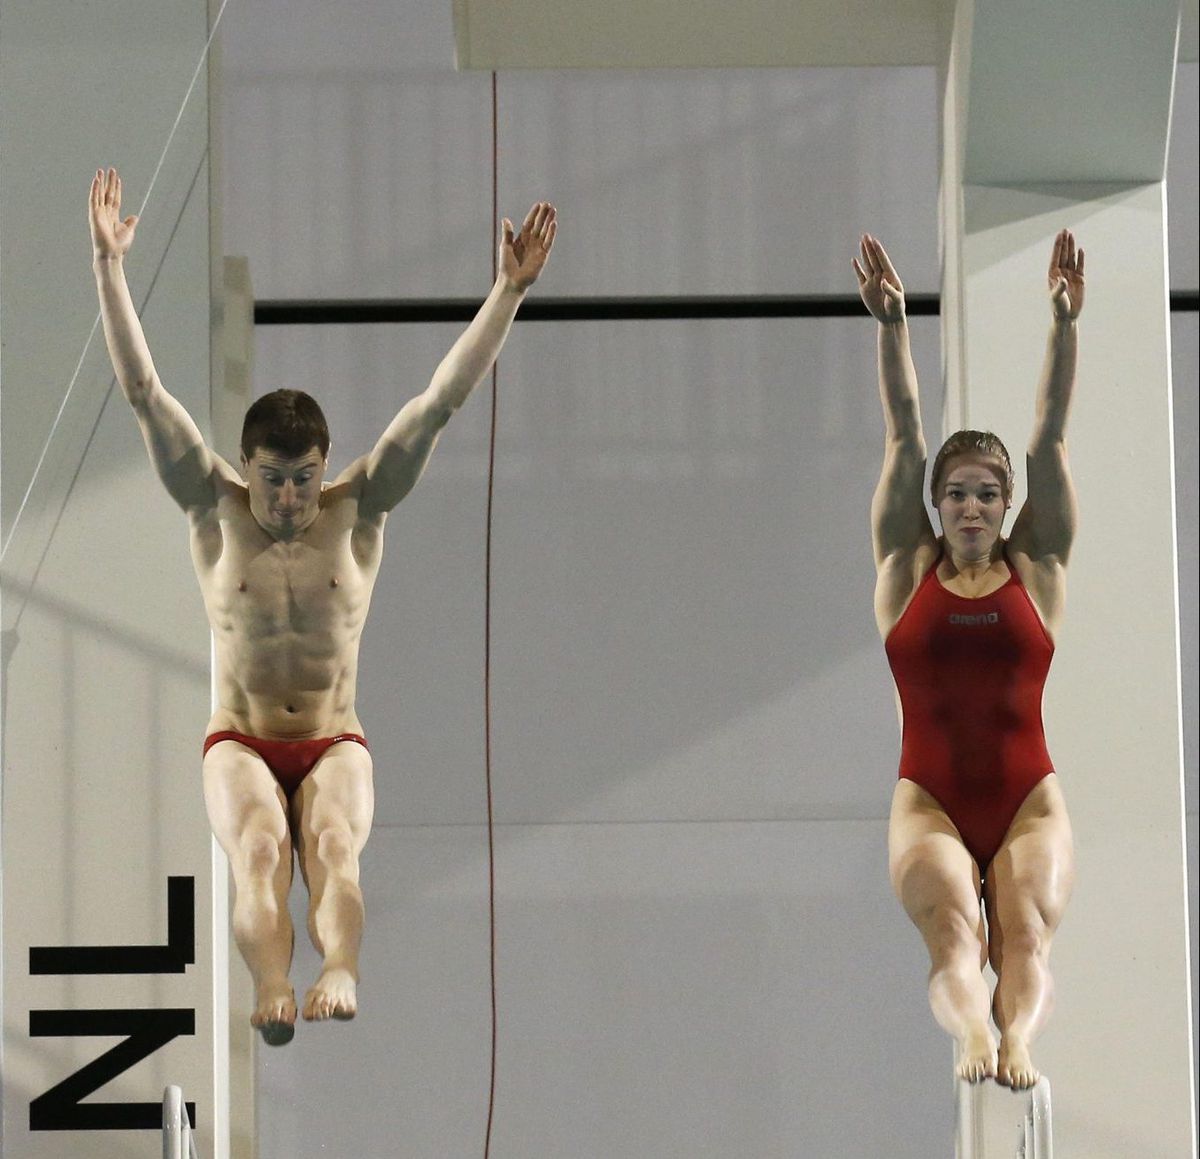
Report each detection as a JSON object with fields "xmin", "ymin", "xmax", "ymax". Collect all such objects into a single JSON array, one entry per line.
[
  {"xmin": 302, "ymin": 991, "xmax": 328, "ymax": 1021},
  {"xmin": 259, "ymin": 1020, "xmax": 295, "ymax": 1047}
]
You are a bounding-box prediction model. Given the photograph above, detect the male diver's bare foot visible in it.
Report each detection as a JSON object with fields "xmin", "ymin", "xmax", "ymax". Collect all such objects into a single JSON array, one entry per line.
[
  {"xmin": 956, "ymin": 1027, "xmax": 999, "ymax": 1083},
  {"xmin": 251, "ymin": 982, "xmax": 297, "ymax": 1047},
  {"xmin": 303, "ymin": 966, "xmax": 358, "ymax": 1022},
  {"xmin": 997, "ymin": 1035, "xmax": 1040, "ymax": 1089}
]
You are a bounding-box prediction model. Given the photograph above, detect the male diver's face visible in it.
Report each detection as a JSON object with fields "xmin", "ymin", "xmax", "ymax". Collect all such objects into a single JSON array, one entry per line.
[
  {"xmin": 936, "ymin": 455, "xmax": 1010, "ymax": 562},
  {"xmin": 243, "ymin": 446, "xmax": 327, "ymax": 536}
]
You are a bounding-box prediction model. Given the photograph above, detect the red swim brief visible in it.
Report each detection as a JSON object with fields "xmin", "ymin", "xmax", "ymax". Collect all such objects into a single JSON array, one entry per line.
[{"xmin": 203, "ymin": 731, "xmax": 369, "ymax": 800}]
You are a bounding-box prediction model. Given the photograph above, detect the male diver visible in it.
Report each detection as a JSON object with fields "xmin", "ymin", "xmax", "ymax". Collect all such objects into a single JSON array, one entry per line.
[{"xmin": 90, "ymin": 166, "xmax": 556, "ymax": 1043}]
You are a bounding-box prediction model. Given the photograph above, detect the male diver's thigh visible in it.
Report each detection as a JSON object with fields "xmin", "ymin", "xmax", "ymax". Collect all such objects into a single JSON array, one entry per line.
[
  {"xmin": 202, "ymin": 738, "xmax": 290, "ymax": 856},
  {"xmin": 290, "ymin": 740, "xmax": 375, "ymax": 859}
]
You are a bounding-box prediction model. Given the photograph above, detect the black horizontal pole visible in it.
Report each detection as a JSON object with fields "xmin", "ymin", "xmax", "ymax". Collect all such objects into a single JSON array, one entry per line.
[
  {"xmin": 254, "ymin": 293, "xmax": 940, "ymax": 325},
  {"xmin": 254, "ymin": 290, "xmax": 1199, "ymax": 326}
]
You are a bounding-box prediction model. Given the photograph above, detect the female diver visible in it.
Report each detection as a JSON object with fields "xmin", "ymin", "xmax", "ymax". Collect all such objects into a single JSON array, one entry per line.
[{"xmin": 855, "ymin": 230, "xmax": 1084, "ymax": 1088}]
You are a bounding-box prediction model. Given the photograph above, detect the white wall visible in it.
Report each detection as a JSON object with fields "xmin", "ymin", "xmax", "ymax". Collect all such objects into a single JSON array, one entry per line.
[{"xmin": 214, "ymin": 4, "xmax": 1198, "ymax": 1153}]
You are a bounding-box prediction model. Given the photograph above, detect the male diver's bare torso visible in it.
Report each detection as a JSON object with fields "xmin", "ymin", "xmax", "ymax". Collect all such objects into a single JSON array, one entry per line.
[{"xmin": 189, "ymin": 467, "xmax": 385, "ymax": 739}]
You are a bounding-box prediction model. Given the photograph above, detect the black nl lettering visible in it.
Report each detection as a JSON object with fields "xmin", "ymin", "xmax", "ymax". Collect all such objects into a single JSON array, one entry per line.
[
  {"xmin": 28, "ymin": 1008, "xmax": 196, "ymax": 1130},
  {"xmin": 27, "ymin": 875, "xmax": 198, "ymax": 1131}
]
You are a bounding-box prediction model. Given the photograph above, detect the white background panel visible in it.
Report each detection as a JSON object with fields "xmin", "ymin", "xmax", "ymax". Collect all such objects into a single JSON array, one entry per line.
[
  {"xmin": 0, "ymin": 2, "xmax": 211, "ymax": 530},
  {"xmin": 221, "ymin": 0, "xmax": 942, "ymax": 300},
  {"xmin": 494, "ymin": 67, "xmax": 940, "ymax": 296},
  {"xmin": 220, "ymin": 0, "xmax": 492, "ymax": 300},
  {"xmin": 487, "ymin": 315, "xmax": 942, "ymax": 824},
  {"xmin": 1167, "ymin": 64, "xmax": 1198, "ymax": 288},
  {"xmin": 1172, "ymin": 313, "xmax": 1199, "ymax": 1025},
  {"xmin": 1174, "ymin": 318, "xmax": 1199, "ymax": 816}
]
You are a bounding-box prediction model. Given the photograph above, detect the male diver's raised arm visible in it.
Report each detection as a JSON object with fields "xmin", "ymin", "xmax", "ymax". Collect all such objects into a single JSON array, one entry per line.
[
  {"xmin": 353, "ymin": 203, "xmax": 557, "ymax": 516},
  {"xmin": 854, "ymin": 234, "xmax": 936, "ymax": 568},
  {"xmin": 90, "ymin": 168, "xmax": 228, "ymax": 513},
  {"xmin": 1009, "ymin": 229, "xmax": 1083, "ymax": 568}
]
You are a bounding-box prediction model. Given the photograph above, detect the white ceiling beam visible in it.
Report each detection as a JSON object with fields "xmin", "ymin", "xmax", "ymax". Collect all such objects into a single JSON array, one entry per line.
[{"xmin": 453, "ymin": 0, "xmax": 1197, "ymax": 69}]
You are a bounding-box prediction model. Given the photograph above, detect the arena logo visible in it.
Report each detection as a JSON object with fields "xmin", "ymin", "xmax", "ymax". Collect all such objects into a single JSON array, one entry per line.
[
  {"xmin": 949, "ymin": 612, "xmax": 1000, "ymax": 626},
  {"xmin": 27, "ymin": 876, "xmax": 196, "ymax": 1131}
]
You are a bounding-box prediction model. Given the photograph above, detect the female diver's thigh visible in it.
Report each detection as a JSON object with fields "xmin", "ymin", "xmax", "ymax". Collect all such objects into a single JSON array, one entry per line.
[
  {"xmin": 982, "ymin": 775, "xmax": 1073, "ymax": 1085},
  {"xmin": 892, "ymin": 782, "xmax": 984, "ymax": 916},
  {"xmin": 889, "ymin": 780, "xmax": 985, "ymax": 958},
  {"xmin": 984, "ymin": 774, "xmax": 1075, "ymax": 961},
  {"xmin": 890, "ymin": 779, "xmax": 998, "ymax": 1080}
]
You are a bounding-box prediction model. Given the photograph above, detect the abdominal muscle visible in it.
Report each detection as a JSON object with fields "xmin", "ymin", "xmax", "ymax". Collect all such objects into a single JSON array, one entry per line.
[
  {"xmin": 199, "ymin": 556, "xmax": 375, "ymax": 740},
  {"xmin": 207, "ymin": 631, "xmax": 365, "ymax": 739}
]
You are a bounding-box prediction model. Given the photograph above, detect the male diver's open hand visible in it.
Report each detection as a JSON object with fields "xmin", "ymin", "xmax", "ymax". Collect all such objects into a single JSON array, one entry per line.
[
  {"xmin": 853, "ymin": 234, "xmax": 906, "ymax": 324},
  {"xmin": 500, "ymin": 202, "xmax": 557, "ymax": 291},
  {"xmin": 89, "ymin": 167, "xmax": 139, "ymax": 261},
  {"xmin": 1048, "ymin": 228, "xmax": 1084, "ymax": 321}
]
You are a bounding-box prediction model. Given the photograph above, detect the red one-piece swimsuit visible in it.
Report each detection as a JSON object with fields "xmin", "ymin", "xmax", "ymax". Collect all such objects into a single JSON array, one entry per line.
[{"xmin": 884, "ymin": 550, "xmax": 1055, "ymax": 873}]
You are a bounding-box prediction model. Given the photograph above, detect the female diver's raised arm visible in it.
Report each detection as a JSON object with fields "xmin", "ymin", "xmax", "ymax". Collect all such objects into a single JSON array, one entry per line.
[
  {"xmin": 1008, "ymin": 230, "xmax": 1084, "ymax": 625},
  {"xmin": 854, "ymin": 235, "xmax": 937, "ymax": 622}
]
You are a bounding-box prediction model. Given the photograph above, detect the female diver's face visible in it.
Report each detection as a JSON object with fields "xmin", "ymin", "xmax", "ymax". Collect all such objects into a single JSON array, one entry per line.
[{"xmin": 936, "ymin": 455, "xmax": 1010, "ymax": 563}]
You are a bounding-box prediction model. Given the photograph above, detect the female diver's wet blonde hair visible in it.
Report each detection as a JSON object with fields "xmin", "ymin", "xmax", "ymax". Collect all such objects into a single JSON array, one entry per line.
[{"xmin": 930, "ymin": 430, "xmax": 1014, "ymax": 502}]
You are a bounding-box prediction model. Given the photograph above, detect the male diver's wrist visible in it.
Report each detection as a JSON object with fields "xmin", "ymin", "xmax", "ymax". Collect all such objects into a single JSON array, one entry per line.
[{"xmin": 497, "ymin": 273, "xmax": 528, "ymax": 296}]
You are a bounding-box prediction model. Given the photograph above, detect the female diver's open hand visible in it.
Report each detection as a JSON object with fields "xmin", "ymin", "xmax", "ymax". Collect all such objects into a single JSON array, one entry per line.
[
  {"xmin": 89, "ymin": 167, "xmax": 139, "ymax": 261},
  {"xmin": 1048, "ymin": 228, "xmax": 1084, "ymax": 321},
  {"xmin": 853, "ymin": 233, "xmax": 906, "ymax": 324}
]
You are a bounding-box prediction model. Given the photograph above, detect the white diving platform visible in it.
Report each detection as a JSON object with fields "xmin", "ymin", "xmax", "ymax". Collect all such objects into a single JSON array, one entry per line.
[
  {"xmin": 162, "ymin": 1086, "xmax": 199, "ymax": 1159},
  {"xmin": 956, "ymin": 1076, "xmax": 1053, "ymax": 1159}
]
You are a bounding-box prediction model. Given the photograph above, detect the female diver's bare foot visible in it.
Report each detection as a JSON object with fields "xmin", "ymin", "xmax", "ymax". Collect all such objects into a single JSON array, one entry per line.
[
  {"xmin": 303, "ymin": 966, "xmax": 358, "ymax": 1022},
  {"xmin": 957, "ymin": 1026, "xmax": 999, "ymax": 1083},
  {"xmin": 997, "ymin": 1035, "xmax": 1040, "ymax": 1089},
  {"xmin": 251, "ymin": 981, "xmax": 297, "ymax": 1047}
]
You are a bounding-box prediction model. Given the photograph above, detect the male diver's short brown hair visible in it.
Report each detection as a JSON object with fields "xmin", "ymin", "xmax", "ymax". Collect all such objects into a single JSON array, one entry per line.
[
  {"xmin": 931, "ymin": 430, "xmax": 1014, "ymax": 501},
  {"xmin": 240, "ymin": 389, "xmax": 330, "ymax": 462}
]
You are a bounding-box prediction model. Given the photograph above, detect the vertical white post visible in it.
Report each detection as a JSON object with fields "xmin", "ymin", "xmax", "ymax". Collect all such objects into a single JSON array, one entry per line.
[
  {"xmin": 940, "ymin": 2, "xmax": 1195, "ymax": 1155},
  {"xmin": 1028, "ymin": 1079, "xmax": 1053, "ymax": 1158},
  {"xmin": 214, "ymin": 255, "xmax": 257, "ymax": 1158},
  {"xmin": 163, "ymin": 1085, "xmax": 188, "ymax": 1159},
  {"xmin": 206, "ymin": 14, "xmax": 233, "ymax": 1157}
]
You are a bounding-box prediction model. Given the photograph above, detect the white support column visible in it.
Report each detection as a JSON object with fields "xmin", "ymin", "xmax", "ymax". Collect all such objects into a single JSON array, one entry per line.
[
  {"xmin": 1, "ymin": 1, "xmax": 227, "ymax": 1155},
  {"xmin": 941, "ymin": 3, "xmax": 1195, "ymax": 1156},
  {"xmin": 217, "ymin": 256, "xmax": 257, "ymax": 1159}
]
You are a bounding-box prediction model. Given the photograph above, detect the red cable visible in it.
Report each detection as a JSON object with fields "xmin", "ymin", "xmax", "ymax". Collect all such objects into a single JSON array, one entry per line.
[{"xmin": 483, "ymin": 68, "xmax": 500, "ymax": 1159}]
